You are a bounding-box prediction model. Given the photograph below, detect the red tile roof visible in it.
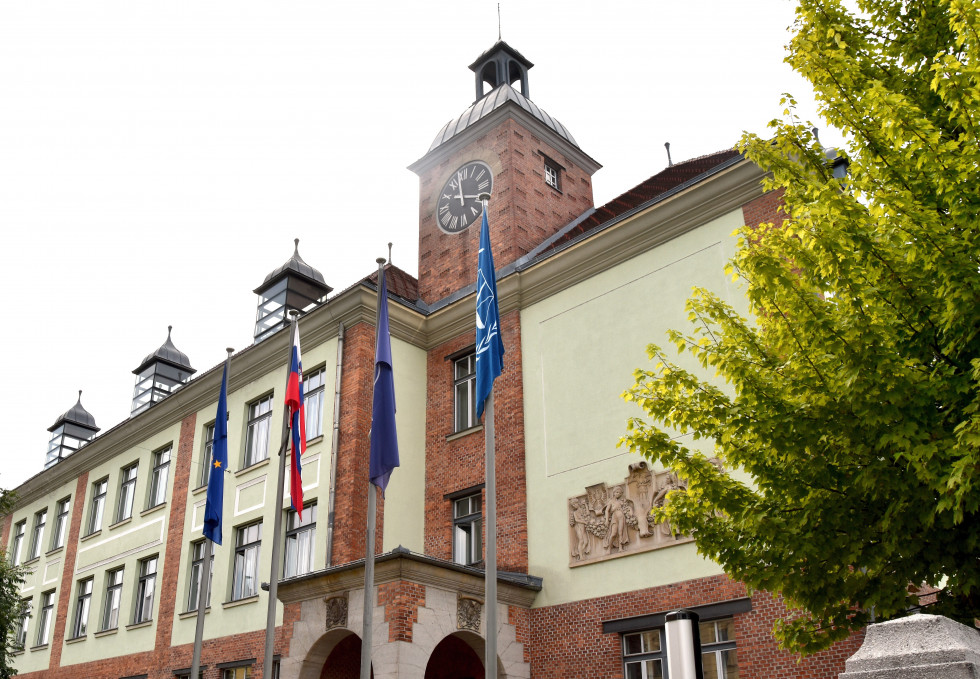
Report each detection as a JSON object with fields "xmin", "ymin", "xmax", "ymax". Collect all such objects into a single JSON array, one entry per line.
[
  {"xmin": 367, "ymin": 263, "xmax": 420, "ymax": 303},
  {"xmin": 539, "ymin": 148, "xmax": 741, "ymax": 255}
]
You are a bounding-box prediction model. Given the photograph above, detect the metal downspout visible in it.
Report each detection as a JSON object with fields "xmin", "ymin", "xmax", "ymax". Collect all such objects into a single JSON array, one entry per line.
[{"xmin": 325, "ymin": 322, "xmax": 344, "ymax": 566}]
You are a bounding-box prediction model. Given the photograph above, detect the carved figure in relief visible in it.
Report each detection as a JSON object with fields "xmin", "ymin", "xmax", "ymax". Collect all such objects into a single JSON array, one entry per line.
[
  {"xmin": 569, "ymin": 498, "xmax": 592, "ymax": 560},
  {"xmin": 651, "ymin": 472, "xmax": 684, "ymax": 538},
  {"xmin": 628, "ymin": 461, "xmax": 655, "ymax": 538},
  {"xmin": 602, "ymin": 486, "xmax": 630, "ymax": 552}
]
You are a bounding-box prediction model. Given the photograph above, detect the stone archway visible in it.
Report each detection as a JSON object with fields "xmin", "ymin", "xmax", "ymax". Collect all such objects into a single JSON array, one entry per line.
[
  {"xmin": 295, "ymin": 628, "xmax": 372, "ymax": 679},
  {"xmin": 424, "ymin": 631, "xmax": 501, "ymax": 679}
]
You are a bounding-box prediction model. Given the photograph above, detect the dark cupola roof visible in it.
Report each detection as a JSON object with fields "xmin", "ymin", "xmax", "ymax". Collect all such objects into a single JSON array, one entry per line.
[
  {"xmin": 254, "ymin": 238, "xmax": 331, "ymax": 295},
  {"xmin": 133, "ymin": 326, "xmax": 195, "ymax": 376},
  {"xmin": 48, "ymin": 390, "xmax": 99, "ymax": 433}
]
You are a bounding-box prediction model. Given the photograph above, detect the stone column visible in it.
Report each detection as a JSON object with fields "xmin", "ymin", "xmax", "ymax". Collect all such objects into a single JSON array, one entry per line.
[{"xmin": 840, "ymin": 613, "xmax": 980, "ymax": 679}]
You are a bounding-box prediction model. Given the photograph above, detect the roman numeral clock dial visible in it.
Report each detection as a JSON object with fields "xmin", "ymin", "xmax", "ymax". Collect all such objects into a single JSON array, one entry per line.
[{"xmin": 436, "ymin": 161, "xmax": 493, "ymax": 234}]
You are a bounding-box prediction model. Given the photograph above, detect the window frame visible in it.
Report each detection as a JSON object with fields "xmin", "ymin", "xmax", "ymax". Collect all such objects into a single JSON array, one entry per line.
[
  {"xmin": 699, "ymin": 618, "xmax": 738, "ymax": 679},
  {"xmin": 232, "ymin": 521, "xmax": 262, "ymax": 601},
  {"xmin": 116, "ymin": 462, "xmax": 139, "ymax": 523},
  {"xmin": 620, "ymin": 617, "xmax": 740, "ymax": 679},
  {"xmin": 28, "ymin": 508, "xmax": 47, "ymax": 561},
  {"xmin": 303, "ymin": 367, "xmax": 327, "ymax": 441},
  {"xmin": 452, "ymin": 492, "xmax": 482, "ymax": 566},
  {"xmin": 102, "ymin": 567, "xmax": 124, "ymax": 631},
  {"xmin": 187, "ymin": 539, "xmax": 214, "ymax": 612},
  {"xmin": 50, "ymin": 497, "xmax": 70, "ymax": 551},
  {"xmin": 11, "ymin": 519, "xmax": 26, "ymax": 566},
  {"xmin": 88, "ymin": 477, "xmax": 109, "ymax": 534},
  {"xmin": 199, "ymin": 422, "xmax": 216, "ymax": 489},
  {"xmin": 148, "ymin": 446, "xmax": 172, "ymax": 508},
  {"xmin": 243, "ymin": 395, "xmax": 273, "ymax": 468},
  {"xmin": 133, "ymin": 555, "xmax": 158, "ymax": 624},
  {"xmin": 36, "ymin": 589, "xmax": 55, "ymax": 647},
  {"xmin": 541, "ymin": 153, "xmax": 564, "ymax": 192},
  {"xmin": 453, "ymin": 353, "xmax": 477, "ymax": 433},
  {"xmin": 283, "ymin": 503, "xmax": 317, "ymax": 578},
  {"xmin": 13, "ymin": 597, "xmax": 31, "ymax": 649},
  {"xmin": 71, "ymin": 577, "xmax": 94, "ymax": 638},
  {"xmin": 622, "ymin": 628, "xmax": 665, "ymax": 679}
]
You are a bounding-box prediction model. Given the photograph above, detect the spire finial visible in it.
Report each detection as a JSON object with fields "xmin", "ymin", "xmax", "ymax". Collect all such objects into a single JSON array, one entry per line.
[
  {"xmin": 77, "ymin": 389, "xmax": 83, "ymax": 402},
  {"xmin": 294, "ymin": 238, "xmax": 300, "ymax": 255},
  {"xmin": 388, "ymin": 242, "xmax": 393, "ymax": 266},
  {"xmin": 665, "ymin": 142, "xmax": 673, "ymax": 167},
  {"xmin": 498, "ymin": 3, "xmax": 502, "ymax": 40}
]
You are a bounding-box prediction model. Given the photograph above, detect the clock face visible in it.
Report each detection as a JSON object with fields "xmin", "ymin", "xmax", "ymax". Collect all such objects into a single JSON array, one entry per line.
[{"xmin": 436, "ymin": 161, "xmax": 493, "ymax": 234}]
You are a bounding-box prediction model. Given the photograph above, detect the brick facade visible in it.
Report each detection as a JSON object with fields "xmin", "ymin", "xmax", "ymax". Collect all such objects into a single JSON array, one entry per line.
[
  {"xmin": 423, "ymin": 309, "xmax": 528, "ymax": 573},
  {"xmin": 378, "ymin": 580, "xmax": 426, "ymax": 643},
  {"xmin": 527, "ymin": 574, "xmax": 863, "ymax": 679},
  {"xmin": 416, "ymin": 117, "xmax": 596, "ymax": 304}
]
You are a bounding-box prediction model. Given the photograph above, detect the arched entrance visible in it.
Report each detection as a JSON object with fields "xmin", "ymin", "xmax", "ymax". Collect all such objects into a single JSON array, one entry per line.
[
  {"xmin": 296, "ymin": 629, "xmax": 372, "ymax": 679},
  {"xmin": 423, "ymin": 631, "xmax": 489, "ymax": 679}
]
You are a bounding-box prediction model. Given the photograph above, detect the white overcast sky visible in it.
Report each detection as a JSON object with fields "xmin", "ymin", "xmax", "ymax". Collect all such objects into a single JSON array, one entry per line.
[{"xmin": 0, "ymin": 1, "xmax": 840, "ymax": 490}]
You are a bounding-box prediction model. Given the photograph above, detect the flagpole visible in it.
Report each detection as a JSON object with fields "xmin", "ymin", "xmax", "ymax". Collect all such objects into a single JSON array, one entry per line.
[
  {"xmin": 191, "ymin": 347, "xmax": 233, "ymax": 679},
  {"xmin": 484, "ymin": 390, "xmax": 497, "ymax": 679},
  {"xmin": 360, "ymin": 257, "xmax": 387, "ymax": 679},
  {"xmin": 264, "ymin": 311, "xmax": 298, "ymax": 679}
]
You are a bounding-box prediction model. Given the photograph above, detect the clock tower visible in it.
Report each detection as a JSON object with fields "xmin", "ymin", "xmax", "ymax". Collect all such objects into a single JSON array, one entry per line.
[{"xmin": 409, "ymin": 41, "xmax": 601, "ymax": 304}]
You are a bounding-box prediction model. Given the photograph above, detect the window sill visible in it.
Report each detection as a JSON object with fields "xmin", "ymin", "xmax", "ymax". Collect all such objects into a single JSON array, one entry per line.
[
  {"xmin": 23, "ymin": 556, "xmax": 40, "ymax": 567},
  {"xmin": 11, "ymin": 648, "xmax": 24, "ymax": 656},
  {"xmin": 306, "ymin": 434, "xmax": 325, "ymax": 447},
  {"xmin": 126, "ymin": 620, "xmax": 153, "ymax": 630},
  {"xmin": 109, "ymin": 516, "xmax": 133, "ymax": 530},
  {"xmin": 236, "ymin": 458, "xmax": 270, "ymax": 476},
  {"xmin": 80, "ymin": 530, "xmax": 102, "ymax": 542},
  {"xmin": 178, "ymin": 607, "xmax": 211, "ymax": 620},
  {"xmin": 46, "ymin": 546, "xmax": 64, "ymax": 557},
  {"xmin": 29, "ymin": 643, "xmax": 49, "ymax": 652},
  {"xmin": 141, "ymin": 503, "xmax": 166, "ymax": 518},
  {"xmin": 447, "ymin": 425, "xmax": 483, "ymax": 442},
  {"xmin": 94, "ymin": 627, "xmax": 118, "ymax": 638},
  {"xmin": 223, "ymin": 595, "xmax": 259, "ymax": 609},
  {"xmin": 192, "ymin": 484, "xmax": 208, "ymax": 496},
  {"xmin": 65, "ymin": 635, "xmax": 87, "ymax": 644}
]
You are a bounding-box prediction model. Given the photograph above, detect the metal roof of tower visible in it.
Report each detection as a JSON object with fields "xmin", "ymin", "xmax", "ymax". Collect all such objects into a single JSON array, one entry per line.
[
  {"xmin": 48, "ymin": 390, "xmax": 99, "ymax": 432},
  {"xmin": 254, "ymin": 238, "xmax": 330, "ymax": 294},
  {"xmin": 133, "ymin": 326, "xmax": 196, "ymax": 375}
]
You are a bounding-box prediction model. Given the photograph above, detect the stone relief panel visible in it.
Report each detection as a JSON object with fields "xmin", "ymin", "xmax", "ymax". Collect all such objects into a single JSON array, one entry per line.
[
  {"xmin": 568, "ymin": 461, "xmax": 693, "ymax": 566},
  {"xmin": 324, "ymin": 592, "xmax": 348, "ymax": 630},
  {"xmin": 457, "ymin": 594, "xmax": 483, "ymax": 633}
]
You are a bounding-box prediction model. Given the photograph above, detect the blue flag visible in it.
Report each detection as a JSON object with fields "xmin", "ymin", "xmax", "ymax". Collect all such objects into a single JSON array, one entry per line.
[
  {"xmin": 475, "ymin": 209, "xmax": 504, "ymax": 420},
  {"xmin": 203, "ymin": 360, "xmax": 229, "ymax": 544},
  {"xmin": 369, "ymin": 269, "xmax": 399, "ymax": 493}
]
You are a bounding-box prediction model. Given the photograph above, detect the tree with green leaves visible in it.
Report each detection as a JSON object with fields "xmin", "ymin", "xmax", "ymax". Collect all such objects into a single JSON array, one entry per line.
[
  {"xmin": 621, "ymin": 0, "xmax": 980, "ymax": 655},
  {"xmin": 1, "ymin": 489, "xmax": 26, "ymax": 678}
]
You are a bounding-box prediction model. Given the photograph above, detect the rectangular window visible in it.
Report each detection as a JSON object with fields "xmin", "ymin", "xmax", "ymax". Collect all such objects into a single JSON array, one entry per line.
[
  {"xmin": 232, "ymin": 522, "xmax": 262, "ymax": 600},
  {"xmin": 116, "ymin": 462, "xmax": 139, "ymax": 522},
  {"xmin": 187, "ymin": 540, "xmax": 214, "ymax": 611},
  {"xmin": 222, "ymin": 667, "xmax": 251, "ymax": 679},
  {"xmin": 304, "ymin": 368, "xmax": 326, "ymax": 440},
  {"xmin": 13, "ymin": 597, "xmax": 31, "ymax": 649},
  {"xmin": 284, "ymin": 504, "xmax": 316, "ymax": 578},
  {"xmin": 244, "ymin": 395, "xmax": 273, "ymax": 467},
  {"xmin": 11, "ymin": 520, "xmax": 25, "ymax": 566},
  {"xmin": 28, "ymin": 508, "xmax": 47, "ymax": 561},
  {"xmin": 453, "ymin": 354, "xmax": 477, "ymax": 432},
  {"xmin": 71, "ymin": 577, "xmax": 93, "ymax": 638},
  {"xmin": 50, "ymin": 497, "xmax": 70, "ymax": 551},
  {"xmin": 700, "ymin": 618, "xmax": 739, "ymax": 679},
  {"xmin": 199, "ymin": 423, "xmax": 216, "ymax": 489},
  {"xmin": 133, "ymin": 556, "xmax": 158, "ymax": 623},
  {"xmin": 623, "ymin": 629, "xmax": 664, "ymax": 679},
  {"xmin": 452, "ymin": 493, "xmax": 482, "ymax": 566},
  {"xmin": 88, "ymin": 477, "xmax": 108, "ymax": 534},
  {"xmin": 544, "ymin": 160, "xmax": 561, "ymax": 190},
  {"xmin": 148, "ymin": 447, "xmax": 171, "ymax": 508},
  {"xmin": 36, "ymin": 590, "xmax": 55, "ymax": 646},
  {"xmin": 102, "ymin": 567, "xmax": 124, "ymax": 630}
]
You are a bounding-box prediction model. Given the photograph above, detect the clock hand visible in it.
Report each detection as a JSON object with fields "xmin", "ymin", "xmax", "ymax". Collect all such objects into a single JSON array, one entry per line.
[{"xmin": 457, "ymin": 172, "xmax": 465, "ymax": 206}]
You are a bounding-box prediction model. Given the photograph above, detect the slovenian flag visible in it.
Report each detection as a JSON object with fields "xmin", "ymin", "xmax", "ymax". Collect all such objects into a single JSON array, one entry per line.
[{"xmin": 285, "ymin": 328, "xmax": 306, "ymax": 517}]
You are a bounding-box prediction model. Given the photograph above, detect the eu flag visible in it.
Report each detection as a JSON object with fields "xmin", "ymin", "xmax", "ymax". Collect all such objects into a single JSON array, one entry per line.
[
  {"xmin": 475, "ymin": 209, "xmax": 504, "ymax": 420},
  {"xmin": 369, "ymin": 268, "xmax": 399, "ymax": 493},
  {"xmin": 203, "ymin": 359, "xmax": 229, "ymax": 544}
]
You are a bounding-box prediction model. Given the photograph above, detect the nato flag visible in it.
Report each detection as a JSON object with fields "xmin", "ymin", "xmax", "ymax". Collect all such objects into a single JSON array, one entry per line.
[
  {"xmin": 475, "ymin": 209, "xmax": 504, "ymax": 420},
  {"xmin": 203, "ymin": 360, "xmax": 229, "ymax": 544},
  {"xmin": 369, "ymin": 268, "xmax": 399, "ymax": 493}
]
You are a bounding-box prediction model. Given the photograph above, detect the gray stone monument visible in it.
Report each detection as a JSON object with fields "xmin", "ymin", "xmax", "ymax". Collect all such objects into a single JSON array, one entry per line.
[{"xmin": 840, "ymin": 613, "xmax": 980, "ymax": 679}]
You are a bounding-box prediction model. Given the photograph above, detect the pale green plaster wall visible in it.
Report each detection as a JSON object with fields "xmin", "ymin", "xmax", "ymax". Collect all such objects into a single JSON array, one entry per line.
[
  {"xmin": 382, "ymin": 338, "xmax": 427, "ymax": 554},
  {"xmin": 8, "ymin": 475, "xmax": 77, "ymax": 675},
  {"xmin": 59, "ymin": 422, "xmax": 182, "ymax": 667},
  {"xmin": 521, "ymin": 209, "xmax": 747, "ymax": 608},
  {"xmin": 172, "ymin": 335, "xmax": 339, "ymax": 648}
]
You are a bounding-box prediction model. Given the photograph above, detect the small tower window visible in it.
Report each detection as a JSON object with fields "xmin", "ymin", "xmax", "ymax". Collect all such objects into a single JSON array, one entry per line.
[{"xmin": 541, "ymin": 153, "xmax": 563, "ymax": 192}]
